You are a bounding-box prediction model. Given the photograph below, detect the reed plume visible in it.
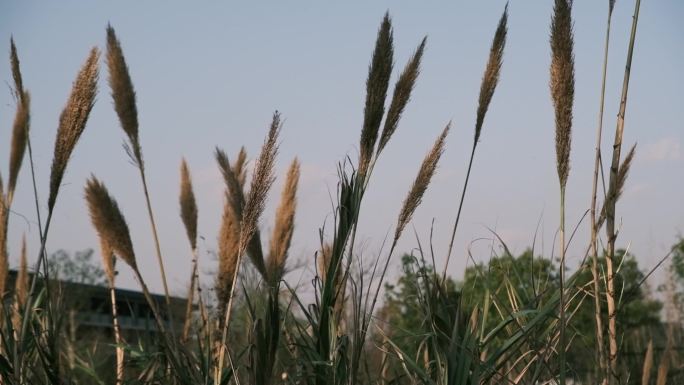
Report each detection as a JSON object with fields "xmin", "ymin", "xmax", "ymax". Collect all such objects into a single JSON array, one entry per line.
[
  {"xmin": 359, "ymin": 12, "xmax": 393, "ymax": 175},
  {"xmin": 106, "ymin": 25, "xmax": 141, "ymax": 165},
  {"xmin": 596, "ymin": 145, "xmax": 637, "ymax": 230},
  {"xmin": 444, "ymin": 4, "xmax": 508, "ymax": 275},
  {"xmin": 240, "ymin": 112, "xmax": 281, "ymax": 260},
  {"xmin": 549, "ymin": 2, "xmax": 574, "ymax": 383},
  {"xmin": 550, "ymin": 0, "xmax": 575, "ymax": 190},
  {"xmin": 84, "ymin": 175, "xmax": 169, "ymax": 341},
  {"xmin": 49, "ymin": 47, "xmax": 100, "ymax": 210},
  {"xmin": 395, "ymin": 123, "xmax": 449, "ymax": 241},
  {"xmin": 8, "ymin": 91, "xmax": 30, "ymax": 203},
  {"xmin": 84, "ymin": 176, "xmax": 137, "ymax": 270},
  {"xmin": 216, "ymin": 147, "xmax": 267, "ymax": 276},
  {"xmin": 179, "ymin": 158, "xmax": 200, "ymax": 341},
  {"xmin": 267, "ymin": 158, "xmax": 300, "ymax": 284},
  {"xmin": 377, "ymin": 37, "xmax": 426, "ymax": 154},
  {"xmin": 217, "ymin": 113, "xmax": 282, "ymax": 379},
  {"xmin": 475, "ymin": 4, "xmax": 507, "ymax": 144},
  {"xmin": 179, "ymin": 159, "xmax": 198, "ymax": 250},
  {"xmin": 106, "ymin": 25, "xmax": 172, "ymax": 316},
  {"xmin": 10, "ymin": 38, "xmax": 24, "ymax": 101}
]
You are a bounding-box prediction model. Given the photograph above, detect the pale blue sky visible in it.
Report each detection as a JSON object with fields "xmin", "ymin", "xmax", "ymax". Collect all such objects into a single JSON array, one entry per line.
[{"xmin": 1, "ymin": 1, "xmax": 682, "ymax": 294}]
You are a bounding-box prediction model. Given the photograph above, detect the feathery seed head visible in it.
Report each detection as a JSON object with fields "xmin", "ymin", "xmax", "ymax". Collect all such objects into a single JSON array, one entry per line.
[
  {"xmin": 240, "ymin": 112, "xmax": 281, "ymax": 254},
  {"xmin": 49, "ymin": 48, "xmax": 100, "ymax": 210},
  {"xmin": 84, "ymin": 176, "xmax": 137, "ymax": 269},
  {"xmin": 10, "ymin": 37, "xmax": 24, "ymax": 100},
  {"xmin": 609, "ymin": 0, "xmax": 616, "ymax": 15},
  {"xmin": 395, "ymin": 123, "xmax": 449, "ymax": 241},
  {"xmin": 267, "ymin": 158, "xmax": 300, "ymax": 283},
  {"xmin": 550, "ymin": 0, "xmax": 575, "ymax": 188},
  {"xmin": 378, "ymin": 37, "xmax": 426, "ymax": 154},
  {"xmin": 8, "ymin": 91, "xmax": 30, "ymax": 201},
  {"xmin": 234, "ymin": 147, "xmax": 248, "ymax": 188},
  {"xmin": 359, "ymin": 12, "xmax": 394, "ymax": 175},
  {"xmin": 179, "ymin": 158, "xmax": 198, "ymax": 250},
  {"xmin": 216, "ymin": 147, "xmax": 246, "ymax": 220},
  {"xmin": 106, "ymin": 25, "xmax": 142, "ymax": 165},
  {"xmin": 475, "ymin": 4, "xmax": 508, "ymax": 144}
]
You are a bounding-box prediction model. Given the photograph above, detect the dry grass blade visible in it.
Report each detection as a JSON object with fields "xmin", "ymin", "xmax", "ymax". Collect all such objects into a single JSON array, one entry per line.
[
  {"xmin": 359, "ymin": 12, "xmax": 393, "ymax": 174},
  {"xmin": 217, "ymin": 200, "xmax": 240, "ymax": 312},
  {"xmin": 49, "ymin": 47, "xmax": 100, "ymax": 210},
  {"xmin": 377, "ymin": 37, "xmax": 426, "ymax": 154},
  {"xmin": 84, "ymin": 176, "xmax": 137, "ymax": 269},
  {"xmin": 8, "ymin": 91, "xmax": 30, "ymax": 200},
  {"xmin": 179, "ymin": 158, "xmax": 198, "ymax": 250},
  {"xmin": 550, "ymin": 0, "xmax": 575, "ymax": 189},
  {"xmin": 267, "ymin": 158, "xmax": 300, "ymax": 283},
  {"xmin": 395, "ymin": 123, "xmax": 449, "ymax": 241},
  {"xmin": 641, "ymin": 339, "xmax": 653, "ymax": 385},
  {"xmin": 475, "ymin": 4, "xmax": 507, "ymax": 144},
  {"xmin": 240, "ymin": 112, "xmax": 281, "ymax": 257},
  {"xmin": 106, "ymin": 25, "xmax": 142, "ymax": 165}
]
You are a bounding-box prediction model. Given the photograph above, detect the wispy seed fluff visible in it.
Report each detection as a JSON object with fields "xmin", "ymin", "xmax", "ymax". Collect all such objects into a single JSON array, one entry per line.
[
  {"xmin": 267, "ymin": 158, "xmax": 300, "ymax": 283},
  {"xmin": 84, "ymin": 176, "xmax": 137, "ymax": 270},
  {"xmin": 395, "ymin": 123, "xmax": 450, "ymax": 241},
  {"xmin": 49, "ymin": 48, "xmax": 100, "ymax": 210},
  {"xmin": 550, "ymin": 0, "xmax": 575, "ymax": 188},
  {"xmin": 179, "ymin": 159, "xmax": 198, "ymax": 250},
  {"xmin": 106, "ymin": 25, "xmax": 142, "ymax": 165},
  {"xmin": 475, "ymin": 5, "xmax": 508, "ymax": 144},
  {"xmin": 359, "ymin": 12, "xmax": 394, "ymax": 174}
]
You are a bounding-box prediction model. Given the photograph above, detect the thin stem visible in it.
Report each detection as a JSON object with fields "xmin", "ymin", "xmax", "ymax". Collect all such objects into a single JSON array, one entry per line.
[
  {"xmin": 559, "ymin": 187, "xmax": 566, "ymax": 385},
  {"xmin": 443, "ymin": 141, "xmax": 477, "ymax": 280},
  {"xmin": 182, "ymin": 247, "xmax": 199, "ymax": 342},
  {"xmin": 108, "ymin": 285, "xmax": 124, "ymax": 385},
  {"xmin": 138, "ymin": 167, "xmax": 174, "ymax": 331},
  {"xmin": 589, "ymin": 6, "xmax": 613, "ymax": 383}
]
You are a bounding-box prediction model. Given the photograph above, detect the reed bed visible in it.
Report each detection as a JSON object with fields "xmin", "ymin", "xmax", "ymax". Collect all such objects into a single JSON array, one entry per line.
[{"xmin": 0, "ymin": 2, "xmax": 680, "ymax": 384}]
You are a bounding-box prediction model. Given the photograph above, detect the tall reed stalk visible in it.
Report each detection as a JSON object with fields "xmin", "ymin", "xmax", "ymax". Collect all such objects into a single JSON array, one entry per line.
[
  {"xmin": 549, "ymin": 1, "xmax": 575, "ymax": 383},
  {"xmin": 443, "ymin": 5, "xmax": 507, "ymax": 278},
  {"xmin": 179, "ymin": 158, "xmax": 199, "ymax": 342},
  {"xmin": 589, "ymin": 1, "xmax": 616, "ymax": 382},
  {"xmin": 604, "ymin": 1, "xmax": 641, "ymax": 383},
  {"xmin": 106, "ymin": 26, "xmax": 174, "ymax": 322}
]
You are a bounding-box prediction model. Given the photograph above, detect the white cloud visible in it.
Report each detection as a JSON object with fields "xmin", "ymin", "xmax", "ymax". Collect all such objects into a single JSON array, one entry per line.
[{"xmin": 642, "ymin": 137, "xmax": 681, "ymax": 162}]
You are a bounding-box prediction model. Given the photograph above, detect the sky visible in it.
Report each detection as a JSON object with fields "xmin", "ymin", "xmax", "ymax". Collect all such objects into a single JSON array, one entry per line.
[{"xmin": 0, "ymin": 0, "xmax": 682, "ymax": 296}]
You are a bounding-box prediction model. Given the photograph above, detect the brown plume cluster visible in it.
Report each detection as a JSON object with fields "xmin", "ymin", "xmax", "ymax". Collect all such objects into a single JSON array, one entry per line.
[
  {"xmin": 549, "ymin": 0, "xmax": 575, "ymax": 188},
  {"xmin": 106, "ymin": 25, "xmax": 142, "ymax": 166},
  {"xmin": 85, "ymin": 176, "xmax": 137, "ymax": 270},
  {"xmin": 49, "ymin": 48, "xmax": 100, "ymax": 210},
  {"xmin": 240, "ymin": 113, "xmax": 281, "ymax": 260},
  {"xmin": 475, "ymin": 5, "xmax": 507, "ymax": 144},
  {"xmin": 359, "ymin": 13, "xmax": 393, "ymax": 174},
  {"xmin": 377, "ymin": 38, "xmax": 425, "ymax": 155},
  {"xmin": 179, "ymin": 159, "xmax": 198, "ymax": 250},
  {"xmin": 395, "ymin": 123, "xmax": 449, "ymax": 241},
  {"xmin": 267, "ymin": 158, "xmax": 300, "ymax": 283},
  {"xmin": 1, "ymin": 38, "xmax": 32, "ymax": 297}
]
